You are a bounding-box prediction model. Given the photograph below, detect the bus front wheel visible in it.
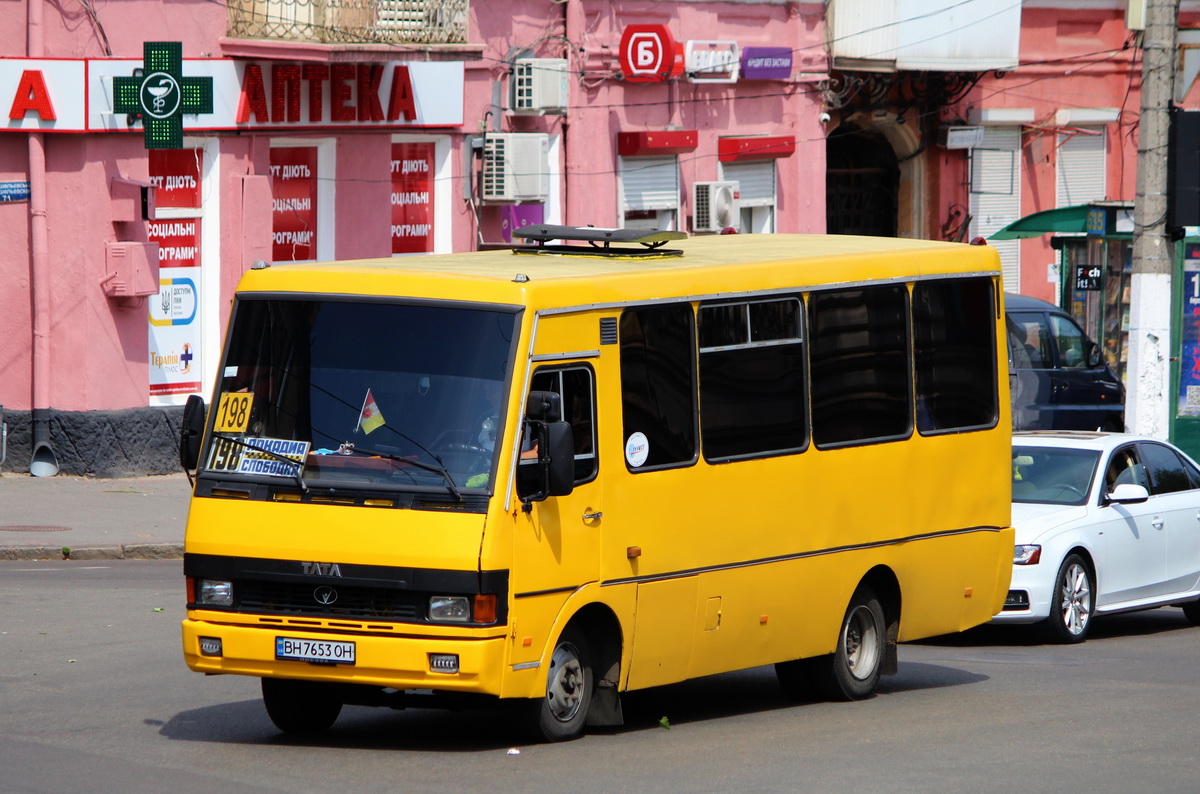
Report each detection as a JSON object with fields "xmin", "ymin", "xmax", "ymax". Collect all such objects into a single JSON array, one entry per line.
[
  {"xmin": 528, "ymin": 627, "xmax": 593, "ymax": 742},
  {"xmin": 261, "ymin": 677, "xmax": 342, "ymax": 735}
]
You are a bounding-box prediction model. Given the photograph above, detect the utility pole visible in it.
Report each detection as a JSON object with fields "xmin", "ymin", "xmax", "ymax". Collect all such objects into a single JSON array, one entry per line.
[{"xmin": 1127, "ymin": 0, "xmax": 1180, "ymax": 437}]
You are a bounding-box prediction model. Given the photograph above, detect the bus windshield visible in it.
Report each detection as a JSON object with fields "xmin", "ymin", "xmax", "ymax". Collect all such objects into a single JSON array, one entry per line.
[{"xmin": 201, "ymin": 298, "xmax": 520, "ymax": 494}]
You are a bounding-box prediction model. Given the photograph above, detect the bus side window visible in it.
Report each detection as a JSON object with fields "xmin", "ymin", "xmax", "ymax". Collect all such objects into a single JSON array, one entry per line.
[
  {"xmin": 619, "ymin": 304, "xmax": 698, "ymax": 470},
  {"xmin": 808, "ymin": 285, "xmax": 910, "ymax": 446},
  {"xmin": 913, "ymin": 278, "xmax": 998, "ymax": 433},
  {"xmin": 530, "ymin": 365, "xmax": 598, "ymax": 485},
  {"xmin": 698, "ymin": 297, "xmax": 807, "ymax": 461}
]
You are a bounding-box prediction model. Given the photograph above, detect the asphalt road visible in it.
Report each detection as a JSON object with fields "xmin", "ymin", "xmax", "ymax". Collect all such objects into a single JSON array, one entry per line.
[{"xmin": 3, "ymin": 560, "xmax": 1199, "ymax": 793}]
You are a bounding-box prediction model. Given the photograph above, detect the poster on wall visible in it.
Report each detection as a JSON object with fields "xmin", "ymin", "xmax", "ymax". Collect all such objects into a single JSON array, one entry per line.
[
  {"xmin": 148, "ymin": 148, "xmax": 203, "ymax": 404},
  {"xmin": 271, "ymin": 146, "xmax": 318, "ymax": 261},
  {"xmin": 391, "ymin": 141, "xmax": 434, "ymax": 255},
  {"xmin": 1179, "ymin": 245, "xmax": 1200, "ymax": 416}
]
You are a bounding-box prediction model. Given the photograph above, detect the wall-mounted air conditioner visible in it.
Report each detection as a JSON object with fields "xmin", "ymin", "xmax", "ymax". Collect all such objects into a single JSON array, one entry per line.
[
  {"xmin": 481, "ymin": 133, "xmax": 550, "ymax": 203},
  {"xmin": 509, "ymin": 58, "xmax": 569, "ymax": 115},
  {"xmin": 938, "ymin": 125, "xmax": 985, "ymax": 149},
  {"xmin": 693, "ymin": 181, "xmax": 740, "ymax": 232}
]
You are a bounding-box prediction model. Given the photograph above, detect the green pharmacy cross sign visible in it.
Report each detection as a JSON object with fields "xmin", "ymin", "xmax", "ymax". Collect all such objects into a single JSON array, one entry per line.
[{"xmin": 113, "ymin": 42, "xmax": 213, "ymax": 149}]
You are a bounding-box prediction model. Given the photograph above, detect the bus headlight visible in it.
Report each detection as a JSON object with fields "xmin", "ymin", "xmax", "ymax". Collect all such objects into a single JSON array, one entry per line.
[
  {"xmin": 1013, "ymin": 545, "xmax": 1041, "ymax": 565},
  {"xmin": 429, "ymin": 596, "xmax": 471, "ymax": 622},
  {"xmin": 197, "ymin": 579, "xmax": 234, "ymax": 606}
]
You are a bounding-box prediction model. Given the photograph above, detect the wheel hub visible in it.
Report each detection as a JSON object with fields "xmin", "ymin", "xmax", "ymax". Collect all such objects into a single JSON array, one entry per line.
[{"xmin": 546, "ymin": 643, "xmax": 584, "ymax": 722}]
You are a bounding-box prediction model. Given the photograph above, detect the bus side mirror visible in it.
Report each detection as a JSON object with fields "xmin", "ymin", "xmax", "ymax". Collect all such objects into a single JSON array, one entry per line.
[
  {"xmin": 517, "ymin": 418, "xmax": 575, "ymax": 504},
  {"xmin": 544, "ymin": 420, "xmax": 574, "ymax": 497},
  {"xmin": 180, "ymin": 394, "xmax": 206, "ymax": 471}
]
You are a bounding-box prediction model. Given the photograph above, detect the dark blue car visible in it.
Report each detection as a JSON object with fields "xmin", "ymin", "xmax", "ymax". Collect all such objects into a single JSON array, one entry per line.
[{"xmin": 1006, "ymin": 293, "xmax": 1125, "ymax": 431}]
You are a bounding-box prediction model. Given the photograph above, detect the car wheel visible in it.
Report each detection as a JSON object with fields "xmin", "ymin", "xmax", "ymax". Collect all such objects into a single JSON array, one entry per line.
[
  {"xmin": 261, "ymin": 677, "xmax": 342, "ymax": 735},
  {"xmin": 1041, "ymin": 554, "xmax": 1094, "ymax": 644},
  {"xmin": 1182, "ymin": 597, "xmax": 1200, "ymax": 626},
  {"xmin": 528, "ymin": 627, "xmax": 593, "ymax": 742},
  {"xmin": 781, "ymin": 586, "xmax": 885, "ymax": 701}
]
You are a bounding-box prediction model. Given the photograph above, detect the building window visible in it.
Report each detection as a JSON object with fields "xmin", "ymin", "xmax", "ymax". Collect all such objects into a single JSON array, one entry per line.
[
  {"xmin": 720, "ymin": 160, "xmax": 777, "ymax": 233},
  {"xmin": 620, "ymin": 156, "xmax": 680, "ymax": 230}
]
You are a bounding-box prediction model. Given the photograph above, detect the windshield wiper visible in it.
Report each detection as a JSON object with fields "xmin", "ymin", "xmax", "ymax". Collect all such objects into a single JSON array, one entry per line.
[
  {"xmin": 337, "ymin": 442, "xmax": 463, "ymax": 501},
  {"xmin": 209, "ymin": 431, "xmax": 309, "ymax": 493}
]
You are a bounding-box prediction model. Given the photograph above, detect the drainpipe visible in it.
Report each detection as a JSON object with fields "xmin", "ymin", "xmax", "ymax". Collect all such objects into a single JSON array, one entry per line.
[
  {"xmin": 28, "ymin": 0, "xmax": 58, "ymax": 476},
  {"xmin": 563, "ymin": 0, "xmax": 579, "ymax": 226}
]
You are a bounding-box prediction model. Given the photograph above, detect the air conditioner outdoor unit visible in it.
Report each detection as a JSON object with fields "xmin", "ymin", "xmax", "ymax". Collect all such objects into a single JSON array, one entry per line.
[
  {"xmin": 481, "ymin": 133, "xmax": 550, "ymax": 203},
  {"xmin": 938, "ymin": 125, "xmax": 985, "ymax": 149},
  {"xmin": 509, "ymin": 58, "xmax": 569, "ymax": 115},
  {"xmin": 693, "ymin": 181, "xmax": 740, "ymax": 232}
]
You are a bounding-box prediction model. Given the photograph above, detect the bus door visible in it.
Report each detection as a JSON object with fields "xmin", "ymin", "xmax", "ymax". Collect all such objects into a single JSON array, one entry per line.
[{"xmin": 508, "ymin": 362, "xmax": 603, "ymax": 665}]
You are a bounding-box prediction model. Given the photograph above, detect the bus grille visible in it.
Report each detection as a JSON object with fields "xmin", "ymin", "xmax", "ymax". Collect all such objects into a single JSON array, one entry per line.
[{"xmin": 236, "ymin": 580, "xmax": 421, "ymax": 620}]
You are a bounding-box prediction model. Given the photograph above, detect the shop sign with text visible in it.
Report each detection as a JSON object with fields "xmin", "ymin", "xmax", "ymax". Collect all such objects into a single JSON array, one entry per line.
[
  {"xmin": 618, "ymin": 25, "xmax": 682, "ymax": 83},
  {"xmin": 3, "ymin": 59, "xmax": 463, "ymax": 133}
]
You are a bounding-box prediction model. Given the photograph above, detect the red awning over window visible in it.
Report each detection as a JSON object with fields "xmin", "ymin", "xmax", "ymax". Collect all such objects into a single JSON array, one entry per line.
[
  {"xmin": 617, "ymin": 130, "xmax": 699, "ymax": 156},
  {"xmin": 718, "ymin": 135, "xmax": 796, "ymax": 162}
]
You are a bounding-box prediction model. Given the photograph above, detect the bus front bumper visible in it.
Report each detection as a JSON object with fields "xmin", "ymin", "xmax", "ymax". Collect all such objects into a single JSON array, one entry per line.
[{"xmin": 182, "ymin": 617, "xmax": 510, "ymax": 696}]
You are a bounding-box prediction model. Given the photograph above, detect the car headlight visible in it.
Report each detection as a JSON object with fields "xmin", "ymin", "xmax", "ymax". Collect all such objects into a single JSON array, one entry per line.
[
  {"xmin": 197, "ymin": 578, "xmax": 234, "ymax": 606},
  {"xmin": 1013, "ymin": 544, "xmax": 1041, "ymax": 565}
]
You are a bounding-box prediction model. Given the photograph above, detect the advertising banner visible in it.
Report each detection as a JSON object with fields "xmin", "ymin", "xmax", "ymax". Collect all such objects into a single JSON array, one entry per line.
[
  {"xmin": 147, "ymin": 148, "xmax": 204, "ymax": 401},
  {"xmin": 271, "ymin": 146, "xmax": 318, "ymax": 262},
  {"xmin": 391, "ymin": 141, "xmax": 434, "ymax": 255}
]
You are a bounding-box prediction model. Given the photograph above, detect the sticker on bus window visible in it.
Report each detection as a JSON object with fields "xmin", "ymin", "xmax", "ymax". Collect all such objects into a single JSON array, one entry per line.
[
  {"xmin": 215, "ymin": 392, "xmax": 254, "ymax": 433},
  {"xmin": 206, "ymin": 436, "xmax": 310, "ymax": 478},
  {"xmin": 625, "ymin": 432, "xmax": 649, "ymax": 468}
]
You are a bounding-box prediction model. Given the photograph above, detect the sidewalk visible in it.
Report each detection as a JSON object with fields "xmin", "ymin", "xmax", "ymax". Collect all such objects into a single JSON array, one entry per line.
[{"xmin": 0, "ymin": 471, "xmax": 191, "ymax": 561}]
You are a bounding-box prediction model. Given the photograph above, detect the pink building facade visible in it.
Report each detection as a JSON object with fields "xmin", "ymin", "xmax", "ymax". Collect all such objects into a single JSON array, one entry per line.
[
  {"xmin": 0, "ymin": 1, "xmax": 831, "ymax": 474},
  {"xmin": 0, "ymin": 0, "xmax": 1173, "ymax": 474}
]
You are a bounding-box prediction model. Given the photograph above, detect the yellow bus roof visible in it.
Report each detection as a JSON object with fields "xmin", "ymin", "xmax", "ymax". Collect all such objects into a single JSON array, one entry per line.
[{"xmin": 236, "ymin": 234, "xmax": 1002, "ymax": 309}]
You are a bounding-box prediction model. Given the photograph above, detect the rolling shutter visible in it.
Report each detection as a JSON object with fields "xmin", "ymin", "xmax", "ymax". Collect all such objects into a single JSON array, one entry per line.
[
  {"xmin": 970, "ymin": 127, "xmax": 1022, "ymax": 292},
  {"xmin": 620, "ymin": 156, "xmax": 680, "ymax": 211}
]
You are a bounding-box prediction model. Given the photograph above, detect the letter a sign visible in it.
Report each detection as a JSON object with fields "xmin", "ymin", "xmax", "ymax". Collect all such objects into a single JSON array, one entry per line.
[
  {"xmin": 113, "ymin": 42, "xmax": 213, "ymax": 149},
  {"xmin": 619, "ymin": 25, "xmax": 678, "ymax": 83}
]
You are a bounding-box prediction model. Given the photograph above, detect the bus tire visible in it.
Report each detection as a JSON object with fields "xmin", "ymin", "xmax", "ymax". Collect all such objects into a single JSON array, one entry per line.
[
  {"xmin": 529, "ymin": 627, "xmax": 593, "ymax": 742},
  {"xmin": 822, "ymin": 586, "xmax": 886, "ymax": 701},
  {"xmin": 261, "ymin": 677, "xmax": 342, "ymax": 735}
]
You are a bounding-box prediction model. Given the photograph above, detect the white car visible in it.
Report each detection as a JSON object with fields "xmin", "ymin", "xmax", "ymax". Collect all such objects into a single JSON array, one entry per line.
[{"xmin": 993, "ymin": 431, "xmax": 1200, "ymax": 642}]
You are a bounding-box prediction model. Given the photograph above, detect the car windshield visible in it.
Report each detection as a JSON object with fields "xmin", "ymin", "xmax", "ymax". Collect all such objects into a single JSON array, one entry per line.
[
  {"xmin": 1012, "ymin": 445, "xmax": 1101, "ymax": 506},
  {"xmin": 199, "ymin": 297, "xmax": 520, "ymax": 495}
]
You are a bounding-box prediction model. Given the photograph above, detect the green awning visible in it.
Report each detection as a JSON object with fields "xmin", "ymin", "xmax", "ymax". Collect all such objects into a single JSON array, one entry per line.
[{"xmin": 989, "ymin": 205, "xmax": 1092, "ymax": 240}]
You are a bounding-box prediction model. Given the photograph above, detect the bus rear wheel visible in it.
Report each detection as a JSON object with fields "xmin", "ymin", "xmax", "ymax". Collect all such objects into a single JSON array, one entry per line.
[
  {"xmin": 261, "ymin": 677, "xmax": 342, "ymax": 735},
  {"xmin": 528, "ymin": 627, "xmax": 593, "ymax": 742},
  {"xmin": 778, "ymin": 586, "xmax": 885, "ymax": 702}
]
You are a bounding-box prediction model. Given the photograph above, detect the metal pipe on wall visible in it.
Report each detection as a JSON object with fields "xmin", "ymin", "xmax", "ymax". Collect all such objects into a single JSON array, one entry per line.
[{"xmin": 28, "ymin": 0, "xmax": 59, "ymax": 476}]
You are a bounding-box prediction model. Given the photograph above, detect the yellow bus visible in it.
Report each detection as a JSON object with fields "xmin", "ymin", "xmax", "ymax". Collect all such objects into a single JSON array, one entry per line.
[{"xmin": 179, "ymin": 227, "xmax": 1014, "ymax": 742}]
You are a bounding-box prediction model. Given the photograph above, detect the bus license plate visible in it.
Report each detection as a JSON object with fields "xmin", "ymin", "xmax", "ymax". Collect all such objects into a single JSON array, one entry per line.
[{"xmin": 275, "ymin": 637, "xmax": 356, "ymax": 665}]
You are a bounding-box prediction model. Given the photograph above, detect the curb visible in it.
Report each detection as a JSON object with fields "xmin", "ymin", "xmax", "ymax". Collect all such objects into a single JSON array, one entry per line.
[{"xmin": 0, "ymin": 543, "xmax": 183, "ymax": 561}]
